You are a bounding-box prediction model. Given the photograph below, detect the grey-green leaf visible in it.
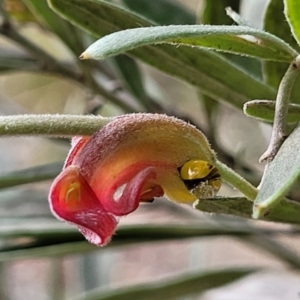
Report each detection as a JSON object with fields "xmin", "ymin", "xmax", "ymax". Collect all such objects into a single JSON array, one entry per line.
[
  {"xmin": 48, "ymin": 0, "xmax": 277, "ymax": 110},
  {"xmin": 0, "ymin": 162, "xmax": 62, "ymax": 189},
  {"xmin": 284, "ymin": 0, "xmax": 300, "ymax": 45},
  {"xmin": 121, "ymin": 0, "xmax": 195, "ymax": 25},
  {"xmin": 0, "ymin": 54, "xmax": 39, "ymax": 72},
  {"xmin": 71, "ymin": 269, "xmax": 256, "ymax": 300},
  {"xmin": 202, "ymin": 0, "xmax": 262, "ymax": 78},
  {"xmin": 0, "ymin": 220, "xmax": 291, "ymax": 259},
  {"xmin": 195, "ymin": 196, "xmax": 300, "ymax": 224},
  {"xmin": 253, "ymin": 122, "xmax": 300, "ymax": 218},
  {"xmin": 81, "ymin": 25, "xmax": 296, "ymax": 62},
  {"xmin": 263, "ymin": 0, "xmax": 300, "ymax": 104},
  {"xmin": 112, "ymin": 55, "xmax": 148, "ymax": 109},
  {"xmin": 244, "ymin": 100, "xmax": 300, "ymax": 123}
]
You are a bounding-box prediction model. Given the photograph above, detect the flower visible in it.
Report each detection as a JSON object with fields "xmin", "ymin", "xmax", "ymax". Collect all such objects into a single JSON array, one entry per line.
[{"xmin": 49, "ymin": 114, "xmax": 220, "ymax": 246}]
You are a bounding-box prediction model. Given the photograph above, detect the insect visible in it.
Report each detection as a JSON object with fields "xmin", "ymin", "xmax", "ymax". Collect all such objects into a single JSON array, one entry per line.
[{"xmin": 179, "ymin": 160, "xmax": 221, "ymax": 198}]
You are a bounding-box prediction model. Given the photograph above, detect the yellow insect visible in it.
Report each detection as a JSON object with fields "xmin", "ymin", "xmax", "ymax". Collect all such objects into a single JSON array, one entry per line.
[{"xmin": 179, "ymin": 160, "xmax": 221, "ymax": 199}]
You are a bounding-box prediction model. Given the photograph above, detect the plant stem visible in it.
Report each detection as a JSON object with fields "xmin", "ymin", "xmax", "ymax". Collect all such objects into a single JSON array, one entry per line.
[
  {"xmin": 215, "ymin": 159, "xmax": 258, "ymax": 201},
  {"xmin": 260, "ymin": 55, "xmax": 300, "ymax": 163},
  {"xmin": 0, "ymin": 114, "xmax": 113, "ymax": 137}
]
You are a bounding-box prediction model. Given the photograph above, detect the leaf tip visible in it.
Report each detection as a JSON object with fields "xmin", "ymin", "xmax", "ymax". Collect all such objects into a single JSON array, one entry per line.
[{"xmin": 79, "ymin": 52, "xmax": 90, "ymax": 60}]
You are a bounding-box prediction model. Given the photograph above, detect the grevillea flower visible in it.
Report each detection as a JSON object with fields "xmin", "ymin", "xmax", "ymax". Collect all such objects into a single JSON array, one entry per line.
[{"xmin": 49, "ymin": 114, "xmax": 221, "ymax": 246}]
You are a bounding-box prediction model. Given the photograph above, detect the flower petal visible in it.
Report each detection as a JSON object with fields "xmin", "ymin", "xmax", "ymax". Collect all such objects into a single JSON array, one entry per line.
[
  {"xmin": 49, "ymin": 165, "xmax": 117, "ymax": 246},
  {"xmin": 100, "ymin": 166, "xmax": 164, "ymax": 215},
  {"xmin": 64, "ymin": 136, "xmax": 91, "ymax": 168}
]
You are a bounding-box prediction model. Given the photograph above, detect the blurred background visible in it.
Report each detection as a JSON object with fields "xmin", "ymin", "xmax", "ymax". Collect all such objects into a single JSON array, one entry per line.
[{"xmin": 1, "ymin": 0, "xmax": 300, "ymax": 299}]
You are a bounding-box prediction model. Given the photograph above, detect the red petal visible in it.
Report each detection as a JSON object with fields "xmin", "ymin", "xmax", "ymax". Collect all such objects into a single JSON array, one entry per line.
[
  {"xmin": 49, "ymin": 166, "xmax": 117, "ymax": 246},
  {"xmin": 64, "ymin": 137, "xmax": 91, "ymax": 168},
  {"xmin": 100, "ymin": 166, "xmax": 161, "ymax": 216}
]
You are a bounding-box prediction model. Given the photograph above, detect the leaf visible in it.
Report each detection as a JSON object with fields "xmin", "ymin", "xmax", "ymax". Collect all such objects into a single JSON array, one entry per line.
[
  {"xmin": 253, "ymin": 122, "xmax": 300, "ymax": 218},
  {"xmin": 121, "ymin": 0, "xmax": 195, "ymax": 25},
  {"xmin": 0, "ymin": 162, "xmax": 62, "ymax": 189},
  {"xmin": 5, "ymin": 0, "xmax": 37, "ymax": 22},
  {"xmin": 244, "ymin": 100, "xmax": 300, "ymax": 123},
  {"xmin": 199, "ymin": 0, "xmax": 261, "ymax": 140},
  {"xmin": 195, "ymin": 197, "xmax": 253, "ymax": 218},
  {"xmin": 1, "ymin": 219, "xmax": 294, "ymax": 241},
  {"xmin": 48, "ymin": 0, "xmax": 277, "ymax": 111},
  {"xmin": 284, "ymin": 0, "xmax": 300, "ymax": 45},
  {"xmin": 1, "ymin": 216, "xmax": 298, "ymax": 259},
  {"xmin": 263, "ymin": 0, "xmax": 300, "ymax": 104},
  {"xmin": 199, "ymin": 0, "xmax": 233, "ymax": 137},
  {"xmin": 195, "ymin": 196, "xmax": 300, "ymax": 224},
  {"xmin": 22, "ymin": 0, "xmax": 85, "ymax": 54},
  {"xmin": 112, "ymin": 55, "xmax": 148, "ymax": 109},
  {"xmin": 0, "ymin": 54, "xmax": 39, "ymax": 72},
  {"xmin": 119, "ymin": 0, "xmax": 195, "ymax": 111},
  {"xmin": 81, "ymin": 25, "xmax": 296, "ymax": 63},
  {"xmin": 0, "ymin": 189, "xmax": 49, "ymax": 218},
  {"xmin": 71, "ymin": 269, "xmax": 257, "ymax": 300},
  {"xmin": 0, "ymin": 241, "xmax": 95, "ymax": 261}
]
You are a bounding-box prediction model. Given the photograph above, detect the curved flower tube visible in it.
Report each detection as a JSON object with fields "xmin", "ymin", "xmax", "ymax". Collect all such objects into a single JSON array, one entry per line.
[{"xmin": 49, "ymin": 113, "xmax": 221, "ymax": 246}]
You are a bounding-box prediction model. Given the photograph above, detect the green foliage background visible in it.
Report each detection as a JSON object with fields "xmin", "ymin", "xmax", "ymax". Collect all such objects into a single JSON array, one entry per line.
[{"xmin": 0, "ymin": 0, "xmax": 300, "ymax": 299}]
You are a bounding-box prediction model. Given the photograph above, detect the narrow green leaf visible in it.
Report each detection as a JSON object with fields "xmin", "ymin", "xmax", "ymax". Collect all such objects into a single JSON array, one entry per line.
[
  {"xmin": 121, "ymin": 0, "xmax": 195, "ymax": 25},
  {"xmin": 244, "ymin": 100, "xmax": 300, "ymax": 123},
  {"xmin": 0, "ymin": 219, "xmax": 298, "ymax": 259},
  {"xmin": 0, "ymin": 220, "xmax": 283, "ymax": 240},
  {"xmin": 195, "ymin": 197, "xmax": 252, "ymax": 218},
  {"xmin": 0, "ymin": 241, "xmax": 96, "ymax": 262},
  {"xmin": 22, "ymin": 0, "xmax": 85, "ymax": 54},
  {"xmin": 202, "ymin": 0, "xmax": 262, "ymax": 79},
  {"xmin": 115, "ymin": 1, "xmax": 184, "ymax": 110},
  {"xmin": 72, "ymin": 269, "xmax": 256, "ymax": 300},
  {"xmin": 4, "ymin": 0, "xmax": 37, "ymax": 22},
  {"xmin": 0, "ymin": 54, "xmax": 39, "ymax": 72},
  {"xmin": 49, "ymin": 0, "xmax": 277, "ymax": 111},
  {"xmin": 195, "ymin": 196, "xmax": 300, "ymax": 224},
  {"xmin": 263, "ymin": 0, "xmax": 300, "ymax": 104},
  {"xmin": 253, "ymin": 122, "xmax": 300, "ymax": 218},
  {"xmin": 81, "ymin": 25, "xmax": 296, "ymax": 62},
  {"xmin": 199, "ymin": 0, "xmax": 231, "ymax": 135},
  {"xmin": 0, "ymin": 162, "xmax": 62, "ymax": 189},
  {"xmin": 284, "ymin": 0, "xmax": 300, "ymax": 45},
  {"xmin": 0, "ymin": 219, "xmax": 82, "ymax": 240},
  {"xmin": 0, "ymin": 189, "xmax": 48, "ymax": 216},
  {"xmin": 112, "ymin": 55, "xmax": 148, "ymax": 109}
]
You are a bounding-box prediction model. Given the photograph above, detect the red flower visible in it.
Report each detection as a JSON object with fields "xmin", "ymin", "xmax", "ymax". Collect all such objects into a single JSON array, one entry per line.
[{"xmin": 49, "ymin": 114, "xmax": 220, "ymax": 246}]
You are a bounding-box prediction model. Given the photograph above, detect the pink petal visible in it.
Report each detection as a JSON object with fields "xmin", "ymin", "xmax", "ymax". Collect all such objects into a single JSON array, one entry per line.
[
  {"xmin": 64, "ymin": 136, "xmax": 91, "ymax": 168},
  {"xmin": 49, "ymin": 165, "xmax": 117, "ymax": 246},
  {"xmin": 100, "ymin": 166, "xmax": 163, "ymax": 216}
]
